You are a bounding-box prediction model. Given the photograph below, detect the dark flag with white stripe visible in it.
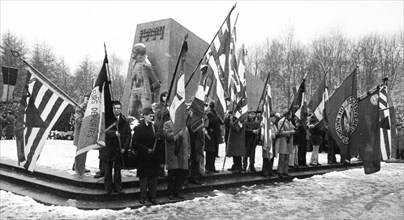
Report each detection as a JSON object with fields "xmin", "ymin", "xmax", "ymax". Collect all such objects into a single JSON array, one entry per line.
[
  {"xmin": 1, "ymin": 66, "xmax": 18, "ymax": 102},
  {"xmin": 16, "ymin": 67, "xmax": 74, "ymax": 171}
]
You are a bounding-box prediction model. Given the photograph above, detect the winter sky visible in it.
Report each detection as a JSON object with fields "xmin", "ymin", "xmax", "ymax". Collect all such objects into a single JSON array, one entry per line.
[{"xmin": 1, "ymin": 1, "xmax": 403, "ymax": 71}]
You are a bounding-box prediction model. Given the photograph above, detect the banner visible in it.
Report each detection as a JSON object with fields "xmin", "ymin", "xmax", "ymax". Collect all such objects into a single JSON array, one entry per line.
[
  {"xmin": 16, "ymin": 67, "xmax": 73, "ymax": 171},
  {"xmin": 325, "ymin": 68, "xmax": 358, "ymax": 163},
  {"xmin": 350, "ymin": 90, "xmax": 380, "ymax": 174},
  {"xmin": 1, "ymin": 66, "xmax": 18, "ymax": 102},
  {"xmin": 74, "ymin": 55, "xmax": 114, "ymax": 176}
]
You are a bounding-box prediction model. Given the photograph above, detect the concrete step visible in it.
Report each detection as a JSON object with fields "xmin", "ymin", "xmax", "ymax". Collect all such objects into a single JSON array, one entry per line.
[{"xmin": 0, "ymin": 159, "xmax": 363, "ymax": 210}]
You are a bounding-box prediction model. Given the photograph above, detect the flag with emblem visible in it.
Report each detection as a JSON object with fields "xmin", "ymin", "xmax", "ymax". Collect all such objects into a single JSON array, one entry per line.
[
  {"xmin": 325, "ymin": 67, "xmax": 358, "ymax": 163},
  {"xmin": 16, "ymin": 65, "xmax": 75, "ymax": 171}
]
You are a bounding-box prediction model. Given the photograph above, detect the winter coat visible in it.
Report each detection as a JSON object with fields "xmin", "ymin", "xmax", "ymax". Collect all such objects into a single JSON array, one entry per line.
[
  {"xmin": 4, "ymin": 114, "xmax": 15, "ymax": 136},
  {"xmin": 275, "ymin": 117, "xmax": 295, "ymax": 155},
  {"xmin": 101, "ymin": 114, "xmax": 131, "ymax": 164},
  {"xmin": 262, "ymin": 123, "xmax": 278, "ymax": 159},
  {"xmin": 226, "ymin": 117, "xmax": 246, "ymax": 157},
  {"xmin": 245, "ymin": 118, "xmax": 260, "ymax": 157},
  {"xmin": 164, "ymin": 121, "xmax": 190, "ymax": 170},
  {"xmin": 396, "ymin": 128, "xmax": 404, "ymax": 150},
  {"xmin": 309, "ymin": 123, "xmax": 322, "ymax": 146},
  {"xmin": 204, "ymin": 109, "xmax": 222, "ymax": 153},
  {"xmin": 132, "ymin": 119, "xmax": 160, "ymax": 177}
]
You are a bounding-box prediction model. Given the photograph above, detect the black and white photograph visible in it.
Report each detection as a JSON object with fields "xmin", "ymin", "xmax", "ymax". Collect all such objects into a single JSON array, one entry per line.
[{"xmin": 1, "ymin": 1, "xmax": 403, "ymax": 219}]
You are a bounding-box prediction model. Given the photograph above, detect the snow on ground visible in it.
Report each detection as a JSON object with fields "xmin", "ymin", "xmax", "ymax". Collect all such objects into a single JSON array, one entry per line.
[{"xmin": 1, "ymin": 140, "xmax": 404, "ymax": 220}]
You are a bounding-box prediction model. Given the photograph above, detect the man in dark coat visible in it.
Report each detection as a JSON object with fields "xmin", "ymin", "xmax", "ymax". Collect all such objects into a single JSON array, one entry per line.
[
  {"xmin": 227, "ymin": 115, "xmax": 246, "ymax": 173},
  {"xmin": 204, "ymin": 101, "xmax": 222, "ymax": 173},
  {"xmin": 102, "ymin": 101, "xmax": 131, "ymax": 195},
  {"xmin": 132, "ymin": 107, "xmax": 161, "ymax": 205},
  {"xmin": 4, "ymin": 110, "xmax": 15, "ymax": 140},
  {"xmin": 244, "ymin": 111, "xmax": 261, "ymax": 172},
  {"xmin": 154, "ymin": 91, "xmax": 170, "ymax": 177}
]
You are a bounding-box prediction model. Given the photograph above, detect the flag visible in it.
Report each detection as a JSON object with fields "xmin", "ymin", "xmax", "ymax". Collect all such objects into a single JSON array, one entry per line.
[
  {"xmin": 350, "ymin": 90, "xmax": 380, "ymax": 174},
  {"xmin": 203, "ymin": 15, "xmax": 231, "ymax": 122},
  {"xmin": 15, "ymin": 66, "xmax": 74, "ymax": 171},
  {"xmin": 1, "ymin": 66, "xmax": 18, "ymax": 102},
  {"xmin": 290, "ymin": 78, "xmax": 307, "ymax": 121},
  {"xmin": 325, "ymin": 68, "xmax": 358, "ymax": 163},
  {"xmin": 378, "ymin": 84, "xmax": 393, "ymax": 160},
  {"xmin": 190, "ymin": 64, "xmax": 208, "ymax": 132},
  {"xmin": 309, "ymin": 75, "xmax": 329, "ymax": 122},
  {"xmin": 169, "ymin": 39, "xmax": 188, "ymax": 134},
  {"xmin": 74, "ymin": 55, "xmax": 114, "ymax": 176},
  {"xmin": 262, "ymin": 84, "xmax": 273, "ymax": 158},
  {"xmin": 231, "ymin": 44, "xmax": 248, "ymax": 121}
]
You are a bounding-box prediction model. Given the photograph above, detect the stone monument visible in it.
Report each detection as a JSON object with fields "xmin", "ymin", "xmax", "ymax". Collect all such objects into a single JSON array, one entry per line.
[{"xmin": 122, "ymin": 18, "xmax": 208, "ymax": 118}]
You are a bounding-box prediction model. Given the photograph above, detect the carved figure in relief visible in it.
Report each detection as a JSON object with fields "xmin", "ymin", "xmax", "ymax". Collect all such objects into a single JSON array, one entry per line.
[{"xmin": 128, "ymin": 43, "xmax": 161, "ymax": 119}]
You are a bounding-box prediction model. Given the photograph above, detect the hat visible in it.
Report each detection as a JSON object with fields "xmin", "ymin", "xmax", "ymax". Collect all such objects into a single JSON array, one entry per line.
[
  {"xmin": 133, "ymin": 43, "xmax": 146, "ymax": 55},
  {"xmin": 142, "ymin": 107, "xmax": 154, "ymax": 116},
  {"xmin": 270, "ymin": 113, "xmax": 276, "ymax": 118}
]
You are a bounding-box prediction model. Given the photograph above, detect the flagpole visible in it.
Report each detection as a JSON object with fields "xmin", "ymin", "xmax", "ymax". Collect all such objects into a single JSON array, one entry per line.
[
  {"xmin": 166, "ymin": 34, "xmax": 189, "ymax": 106},
  {"xmin": 104, "ymin": 43, "xmax": 114, "ymax": 101},
  {"xmin": 185, "ymin": 3, "xmax": 237, "ymax": 88},
  {"xmin": 5, "ymin": 48, "xmax": 80, "ymax": 108},
  {"xmin": 255, "ymin": 72, "xmax": 271, "ymax": 115}
]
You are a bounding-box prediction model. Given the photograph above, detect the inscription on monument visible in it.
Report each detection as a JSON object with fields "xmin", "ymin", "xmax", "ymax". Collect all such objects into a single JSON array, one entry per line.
[{"xmin": 139, "ymin": 26, "xmax": 165, "ymax": 42}]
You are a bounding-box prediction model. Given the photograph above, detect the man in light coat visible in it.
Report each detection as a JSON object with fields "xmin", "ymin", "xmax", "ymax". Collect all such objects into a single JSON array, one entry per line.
[
  {"xmin": 164, "ymin": 120, "xmax": 190, "ymax": 200},
  {"xmin": 276, "ymin": 109, "xmax": 295, "ymax": 177}
]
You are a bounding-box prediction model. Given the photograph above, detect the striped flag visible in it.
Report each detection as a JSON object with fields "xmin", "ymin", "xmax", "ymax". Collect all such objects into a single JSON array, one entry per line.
[
  {"xmin": 16, "ymin": 66, "xmax": 74, "ymax": 171},
  {"xmin": 262, "ymin": 84, "xmax": 273, "ymax": 158},
  {"xmin": 379, "ymin": 84, "xmax": 392, "ymax": 160},
  {"xmin": 290, "ymin": 78, "xmax": 306, "ymax": 121},
  {"xmin": 231, "ymin": 44, "xmax": 248, "ymax": 121},
  {"xmin": 74, "ymin": 55, "xmax": 114, "ymax": 176},
  {"xmin": 189, "ymin": 65, "xmax": 208, "ymax": 132},
  {"xmin": 309, "ymin": 75, "xmax": 329, "ymax": 122},
  {"xmin": 1, "ymin": 66, "xmax": 18, "ymax": 102},
  {"xmin": 169, "ymin": 38, "xmax": 188, "ymax": 134}
]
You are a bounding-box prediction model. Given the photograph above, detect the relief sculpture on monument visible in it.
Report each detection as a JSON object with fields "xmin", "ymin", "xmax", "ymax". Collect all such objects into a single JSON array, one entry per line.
[{"xmin": 128, "ymin": 43, "xmax": 161, "ymax": 119}]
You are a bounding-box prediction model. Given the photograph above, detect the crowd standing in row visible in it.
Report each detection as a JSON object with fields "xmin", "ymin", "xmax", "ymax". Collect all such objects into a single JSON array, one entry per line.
[{"xmin": 72, "ymin": 90, "xmax": 402, "ymax": 205}]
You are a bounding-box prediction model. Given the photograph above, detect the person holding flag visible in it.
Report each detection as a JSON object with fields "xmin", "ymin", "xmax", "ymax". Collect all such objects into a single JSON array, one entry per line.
[{"xmin": 103, "ymin": 101, "xmax": 131, "ymax": 195}]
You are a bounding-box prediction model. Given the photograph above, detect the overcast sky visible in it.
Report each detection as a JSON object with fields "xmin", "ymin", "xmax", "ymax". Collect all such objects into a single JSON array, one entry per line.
[{"xmin": 1, "ymin": 1, "xmax": 403, "ymax": 71}]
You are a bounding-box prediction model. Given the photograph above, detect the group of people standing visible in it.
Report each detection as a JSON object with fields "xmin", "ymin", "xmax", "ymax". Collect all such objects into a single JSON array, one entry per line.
[{"xmin": 72, "ymin": 90, "xmax": 402, "ymax": 206}]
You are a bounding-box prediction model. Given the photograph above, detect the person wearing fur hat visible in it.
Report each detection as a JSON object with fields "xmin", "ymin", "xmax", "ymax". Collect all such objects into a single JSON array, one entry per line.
[
  {"xmin": 132, "ymin": 107, "xmax": 161, "ymax": 205},
  {"xmin": 128, "ymin": 43, "xmax": 161, "ymax": 119}
]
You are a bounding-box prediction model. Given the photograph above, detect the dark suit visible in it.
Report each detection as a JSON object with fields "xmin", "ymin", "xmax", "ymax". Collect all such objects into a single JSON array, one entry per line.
[{"xmin": 102, "ymin": 114, "xmax": 131, "ymax": 193}]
